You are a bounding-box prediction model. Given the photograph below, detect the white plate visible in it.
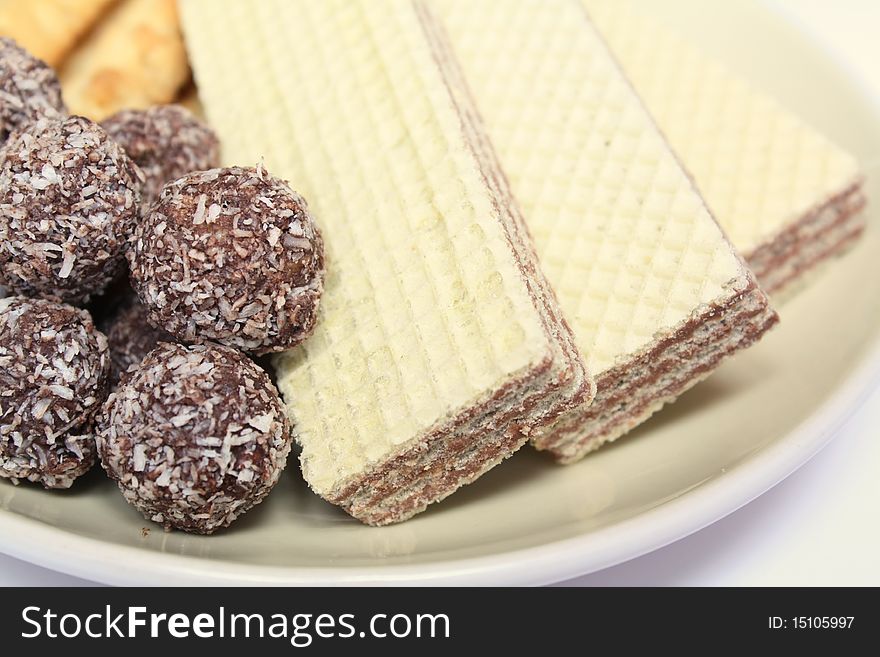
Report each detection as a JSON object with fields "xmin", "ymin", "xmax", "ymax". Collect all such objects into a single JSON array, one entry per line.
[{"xmin": 1, "ymin": 0, "xmax": 878, "ymax": 586}]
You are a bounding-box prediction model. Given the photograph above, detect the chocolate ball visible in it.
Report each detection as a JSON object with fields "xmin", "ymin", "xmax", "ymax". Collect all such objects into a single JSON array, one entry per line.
[
  {"xmin": 102, "ymin": 105, "xmax": 220, "ymax": 208},
  {"xmin": 0, "ymin": 116, "xmax": 144, "ymax": 303},
  {"xmin": 0, "ymin": 296, "xmax": 109, "ymax": 488},
  {"xmin": 128, "ymin": 166, "xmax": 324, "ymax": 355},
  {"xmin": 105, "ymin": 300, "xmax": 173, "ymax": 384},
  {"xmin": 96, "ymin": 341, "xmax": 292, "ymax": 534},
  {"xmin": 0, "ymin": 38, "xmax": 66, "ymax": 143}
]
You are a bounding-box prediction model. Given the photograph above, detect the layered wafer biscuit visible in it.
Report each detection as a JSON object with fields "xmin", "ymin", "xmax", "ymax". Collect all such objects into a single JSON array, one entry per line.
[
  {"xmin": 0, "ymin": 0, "xmax": 117, "ymax": 68},
  {"xmin": 60, "ymin": 0, "xmax": 188, "ymax": 120},
  {"xmin": 434, "ymin": 0, "xmax": 778, "ymax": 462},
  {"xmin": 180, "ymin": 0, "xmax": 590, "ymax": 524},
  {"xmin": 586, "ymin": 0, "xmax": 866, "ymax": 295}
]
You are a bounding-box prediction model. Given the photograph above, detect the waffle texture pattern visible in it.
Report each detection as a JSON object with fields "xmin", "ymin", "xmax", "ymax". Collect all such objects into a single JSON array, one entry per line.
[
  {"xmin": 180, "ymin": 0, "xmax": 555, "ymax": 498},
  {"xmin": 586, "ymin": 0, "xmax": 864, "ymax": 283},
  {"xmin": 437, "ymin": 0, "xmax": 749, "ymax": 377}
]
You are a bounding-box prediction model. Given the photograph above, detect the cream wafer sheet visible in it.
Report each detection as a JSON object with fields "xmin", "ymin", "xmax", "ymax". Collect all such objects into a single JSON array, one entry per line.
[
  {"xmin": 179, "ymin": 0, "xmax": 584, "ymax": 514},
  {"xmin": 586, "ymin": 0, "xmax": 865, "ymax": 293}
]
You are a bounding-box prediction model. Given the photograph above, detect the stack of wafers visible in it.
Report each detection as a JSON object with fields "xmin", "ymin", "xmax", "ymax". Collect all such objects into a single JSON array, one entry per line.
[{"xmin": 0, "ymin": 0, "xmax": 866, "ymax": 525}]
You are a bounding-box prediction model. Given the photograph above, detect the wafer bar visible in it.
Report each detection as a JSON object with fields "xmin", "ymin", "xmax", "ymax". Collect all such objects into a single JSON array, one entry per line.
[
  {"xmin": 586, "ymin": 0, "xmax": 866, "ymax": 295},
  {"xmin": 179, "ymin": 0, "xmax": 590, "ymax": 524},
  {"xmin": 434, "ymin": 0, "xmax": 778, "ymax": 462}
]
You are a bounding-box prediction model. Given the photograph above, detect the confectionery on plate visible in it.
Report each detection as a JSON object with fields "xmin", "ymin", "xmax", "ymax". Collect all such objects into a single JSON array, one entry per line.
[
  {"xmin": 0, "ymin": 0, "xmax": 869, "ymax": 538},
  {"xmin": 102, "ymin": 104, "xmax": 220, "ymax": 208},
  {"xmin": 436, "ymin": 0, "xmax": 778, "ymax": 462},
  {"xmin": 0, "ymin": 35, "xmax": 310, "ymax": 535},
  {"xmin": 0, "ymin": 296, "xmax": 109, "ymax": 488},
  {"xmin": 128, "ymin": 165, "xmax": 325, "ymax": 355},
  {"xmin": 181, "ymin": 0, "xmax": 590, "ymax": 525},
  {"xmin": 586, "ymin": 0, "xmax": 865, "ymax": 295},
  {"xmin": 96, "ymin": 341, "xmax": 293, "ymax": 534},
  {"xmin": 0, "ymin": 115, "xmax": 143, "ymax": 303}
]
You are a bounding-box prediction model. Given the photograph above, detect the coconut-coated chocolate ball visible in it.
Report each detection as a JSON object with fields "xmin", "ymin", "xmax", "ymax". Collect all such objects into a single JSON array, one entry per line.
[
  {"xmin": 96, "ymin": 341, "xmax": 292, "ymax": 534},
  {"xmin": 0, "ymin": 296, "xmax": 109, "ymax": 488},
  {"xmin": 102, "ymin": 105, "xmax": 220, "ymax": 208},
  {"xmin": 128, "ymin": 165, "xmax": 324, "ymax": 355},
  {"xmin": 0, "ymin": 116, "xmax": 144, "ymax": 303},
  {"xmin": 0, "ymin": 38, "xmax": 66, "ymax": 143}
]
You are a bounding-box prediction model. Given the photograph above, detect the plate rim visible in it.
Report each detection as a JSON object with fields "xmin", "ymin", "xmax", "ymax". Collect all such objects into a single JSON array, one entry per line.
[{"xmin": 1, "ymin": 1, "xmax": 878, "ymax": 586}]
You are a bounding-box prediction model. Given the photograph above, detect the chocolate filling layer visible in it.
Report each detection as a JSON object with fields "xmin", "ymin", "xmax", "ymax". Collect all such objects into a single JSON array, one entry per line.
[
  {"xmin": 539, "ymin": 277, "xmax": 777, "ymax": 461},
  {"xmin": 747, "ymin": 183, "xmax": 866, "ymax": 294}
]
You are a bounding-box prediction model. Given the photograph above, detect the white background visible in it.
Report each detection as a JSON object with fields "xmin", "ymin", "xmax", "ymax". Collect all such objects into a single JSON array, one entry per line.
[{"xmin": 2, "ymin": 0, "xmax": 879, "ymax": 586}]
